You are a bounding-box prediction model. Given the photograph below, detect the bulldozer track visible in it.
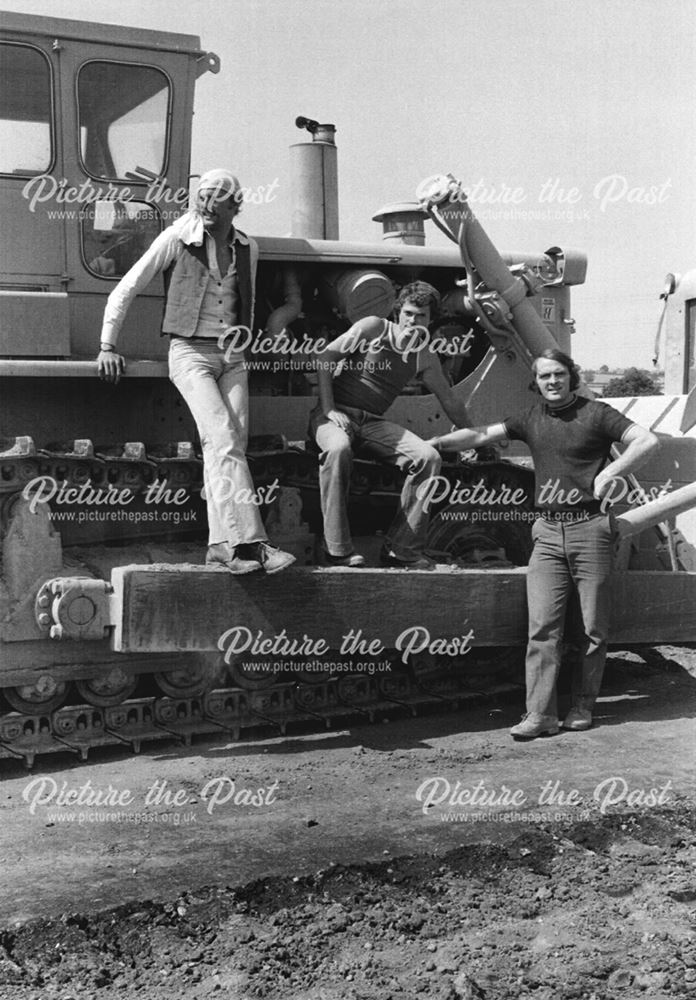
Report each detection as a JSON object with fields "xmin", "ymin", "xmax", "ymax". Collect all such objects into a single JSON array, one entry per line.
[{"xmin": 0, "ymin": 668, "xmax": 524, "ymax": 768}]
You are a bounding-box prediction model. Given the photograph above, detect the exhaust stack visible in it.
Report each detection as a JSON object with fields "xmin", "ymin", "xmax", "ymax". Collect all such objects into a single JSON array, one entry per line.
[
  {"xmin": 291, "ymin": 117, "xmax": 339, "ymax": 240},
  {"xmin": 372, "ymin": 202, "xmax": 427, "ymax": 246}
]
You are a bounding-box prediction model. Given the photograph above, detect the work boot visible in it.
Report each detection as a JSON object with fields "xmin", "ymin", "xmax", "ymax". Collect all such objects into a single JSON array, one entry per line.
[
  {"xmin": 206, "ymin": 542, "xmax": 261, "ymax": 575},
  {"xmin": 380, "ymin": 547, "xmax": 436, "ymax": 570},
  {"xmin": 562, "ymin": 707, "xmax": 593, "ymax": 731},
  {"xmin": 323, "ymin": 548, "xmax": 366, "ymax": 568},
  {"xmin": 510, "ymin": 713, "xmax": 559, "ymax": 740},
  {"xmin": 240, "ymin": 541, "xmax": 295, "ymax": 574}
]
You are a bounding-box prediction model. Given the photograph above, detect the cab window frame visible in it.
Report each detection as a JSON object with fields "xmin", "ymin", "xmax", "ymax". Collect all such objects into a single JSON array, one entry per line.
[
  {"xmin": 79, "ymin": 197, "xmax": 165, "ymax": 281},
  {"xmin": 76, "ymin": 57, "xmax": 173, "ymax": 183},
  {"xmin": 0, "ymin": 40, "xmax": 56, "ymax": 178}
]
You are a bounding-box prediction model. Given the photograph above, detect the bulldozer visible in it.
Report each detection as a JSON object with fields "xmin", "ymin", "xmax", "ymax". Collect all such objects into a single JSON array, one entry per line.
[{"xmin": 1, "ymin": 11, "xmax": 695, "ymax": 765}]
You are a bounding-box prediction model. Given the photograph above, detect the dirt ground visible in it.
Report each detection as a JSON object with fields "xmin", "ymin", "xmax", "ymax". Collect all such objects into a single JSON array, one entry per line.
[{"xmin": 0, "ymin": 645, "xmax": 695, "ymax": 1000}]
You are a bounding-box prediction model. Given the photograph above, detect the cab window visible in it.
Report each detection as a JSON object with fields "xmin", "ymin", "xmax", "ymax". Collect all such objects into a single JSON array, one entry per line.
[
  {"xmin": 0, "ymin": 43, "xmax": 53, "ymax": 175},
  {"xmin": 81, "ymin": 199, "xmax": 162, "ymax": 279},
  {"xmin": 78, "ymin": 61, "xmax": 170, "ymax": 180}
]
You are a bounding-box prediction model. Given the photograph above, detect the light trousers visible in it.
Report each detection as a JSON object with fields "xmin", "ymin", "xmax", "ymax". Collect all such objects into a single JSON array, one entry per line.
[
  {"xmin": 310, "ymin": 405, "xmax": 441, "ymax": 559},
  {"xmin": 169, "ymin": 338, "xmax": 266, "ymax": 547}
]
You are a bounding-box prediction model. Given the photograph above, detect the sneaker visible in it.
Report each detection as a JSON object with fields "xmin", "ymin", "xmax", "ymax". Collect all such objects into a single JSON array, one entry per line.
[
  {"xmin": 242, "ymin": 541, "xmax": 296, "ymax": 574},
  {"xmin": 324, "ymin": 549, "xmax": 366, "ymax": 568},
  {"xmin": 562, "ymin": 707, "xmax": 593, "ymax": 731},
  {"xmin": 205, "ymin": 542, "xmax": 261, "ymax": 575},
  {"xmin": 380, "ymin": 547, "xmax": 436, "ymax": 570},
  {"xmin": 510, "ymin": 714, "xmax": 560, "ymax": 740}
]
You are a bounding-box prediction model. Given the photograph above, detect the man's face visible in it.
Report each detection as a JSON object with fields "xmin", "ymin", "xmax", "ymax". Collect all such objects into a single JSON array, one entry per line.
[
  {"xmin": 534, "ymin": 357, "xmax": 573, "ymax": 405},
  {"xmin": 397, "ymin": 300, "xmax": 431, "ymax": 331},
  {"xmin": 393, "ymin": 300, "xmax": 431, "ymax": 350},
  {"xmin": 196, "ymin": 186, "xmax": 239, "ymax": 233}
]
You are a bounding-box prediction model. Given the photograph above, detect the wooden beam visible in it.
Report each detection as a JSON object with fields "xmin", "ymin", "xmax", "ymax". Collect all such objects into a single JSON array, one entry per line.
[{"xmin": 109, "ymin": 566, "xmax": 696, "ymax": 654}]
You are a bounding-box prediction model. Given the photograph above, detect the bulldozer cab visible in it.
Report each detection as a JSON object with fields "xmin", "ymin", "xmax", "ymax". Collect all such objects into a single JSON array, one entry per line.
[{"xmin": 0, "ymin": 11, "xmax": 217, "ymax": 360}]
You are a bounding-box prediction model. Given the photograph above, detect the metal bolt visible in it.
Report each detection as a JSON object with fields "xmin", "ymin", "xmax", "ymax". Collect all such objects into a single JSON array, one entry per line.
[
  {"xmin": 37, "ymin": 593, "xmax": 50, "ymax": 608},
  {"xmin": 37, "ymin": 613, "xmax": 51, "ymax": 627}
]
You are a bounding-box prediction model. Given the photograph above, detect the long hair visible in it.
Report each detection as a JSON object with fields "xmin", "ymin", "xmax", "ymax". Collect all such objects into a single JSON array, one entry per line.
[{"xmin": 531, "ymin": 348, "xmax": 581, "ymax": 391}]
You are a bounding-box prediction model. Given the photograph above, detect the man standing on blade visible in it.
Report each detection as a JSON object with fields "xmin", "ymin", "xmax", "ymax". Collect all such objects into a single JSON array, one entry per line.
[
  {"xmin": 97, "ymin": 168, "xmax": 295, "ymax": 575},
  {"xmin": 427, "ymin": 348, "xmax": 659, "ymax": 738}
]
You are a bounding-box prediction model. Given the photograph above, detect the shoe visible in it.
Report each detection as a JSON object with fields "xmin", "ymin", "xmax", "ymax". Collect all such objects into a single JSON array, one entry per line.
[
  {"xmin": 380, "ymin": 547, "xmax": 436, "ymax": 570},
  {"xmin": 205, "ymin": 542, "xmax": 261, "ymax": 575},
  {"xmin": 510, "ymin": 714, "xmax": 559, "ymax": 740},
  {"xmin": 562, "ymin": 707, "xmax": 593, "ymax": 731},
  {"xmin": 241, "ymin": 542, "xmax": 296, "ymax": 574},
  {"xmin": 323, "ymin": 549, "xmax": 366, "ymax": 568}
]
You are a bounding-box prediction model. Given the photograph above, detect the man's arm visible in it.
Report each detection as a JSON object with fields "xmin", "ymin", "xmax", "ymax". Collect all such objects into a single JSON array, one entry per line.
[
  {"xmin": 313, "ymin": 316, "xmax": 385, "ymax": 432},
  {"xmin": 98, "ymin": 227, "xmax": 180, "ymax": 383},
  {"xmin": 419, "ymin": 349, "xmax": 511, "ymax": 451},
  {"xmin": 593, "ymin": 424, "xmax": 661, "ymax": 500},
  {"xmin": 419, "ymin": 355, "xmax": 470, "ymax": 426},
  {"xmin": 425, "ymin": 422, "xmax": 510, "ymax": 451}
]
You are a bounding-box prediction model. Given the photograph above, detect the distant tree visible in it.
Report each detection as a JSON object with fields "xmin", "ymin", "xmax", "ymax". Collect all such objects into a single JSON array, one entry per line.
[
  {"xmin": 599, "ymin": 364, "xmax": 610, "ymax": 373},
  {"xmin": 580, "ymin": 368, "xmax": 596, "ymax": 383},
  {"xmin": 602, "ymin": 367, "xmax": 662, "ymax": 397}
]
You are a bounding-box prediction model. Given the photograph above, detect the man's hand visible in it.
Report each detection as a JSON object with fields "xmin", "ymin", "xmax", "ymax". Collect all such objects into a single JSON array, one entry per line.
[
  {"xmin": 98, "ymin": 350, "xmax": 126, "ymax": 384},
  {"xmin": 592, "ymin": 469, "xmax": 616, "ymax": 501},
  {"xmin": 324, "ymin": 409, "xmax": 351, "ymax": 433}
]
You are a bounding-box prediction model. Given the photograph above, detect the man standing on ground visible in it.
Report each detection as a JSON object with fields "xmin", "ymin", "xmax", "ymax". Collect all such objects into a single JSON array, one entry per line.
[
  {"xmin": 310, "ymin": 281, "xmax": 470, "ymax": 568},
  {"xmin": 97, "ymin": 168, "xmax": 295, "ymax": 575},
  {"xmin": 427, "ymin": 348, "xmax": 659, "ymax": 737}
]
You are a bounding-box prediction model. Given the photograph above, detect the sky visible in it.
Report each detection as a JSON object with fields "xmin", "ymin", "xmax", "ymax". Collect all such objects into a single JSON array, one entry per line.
[{"xmin": 5, "ymin": 0, "xmax": 695, "ymax": 369}]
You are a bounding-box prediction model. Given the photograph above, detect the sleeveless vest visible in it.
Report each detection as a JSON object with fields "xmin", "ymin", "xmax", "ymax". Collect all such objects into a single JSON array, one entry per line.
[
  {"xmin": 161, "ymin": 235, "xmax": 254, "ymax": 336},
  {"xmin": 332, "ymin": 320, "xmax": 421, "ymax": 415}
]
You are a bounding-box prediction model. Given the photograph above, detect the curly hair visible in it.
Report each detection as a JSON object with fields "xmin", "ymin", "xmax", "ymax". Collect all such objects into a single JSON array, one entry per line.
[
  {"xmin": 531, "ymin": 348, "xmax": 581, "ymax": 391},
  {"xmin": 395, "ymin": 281, "xmax": 441, "ymax": 319}
]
